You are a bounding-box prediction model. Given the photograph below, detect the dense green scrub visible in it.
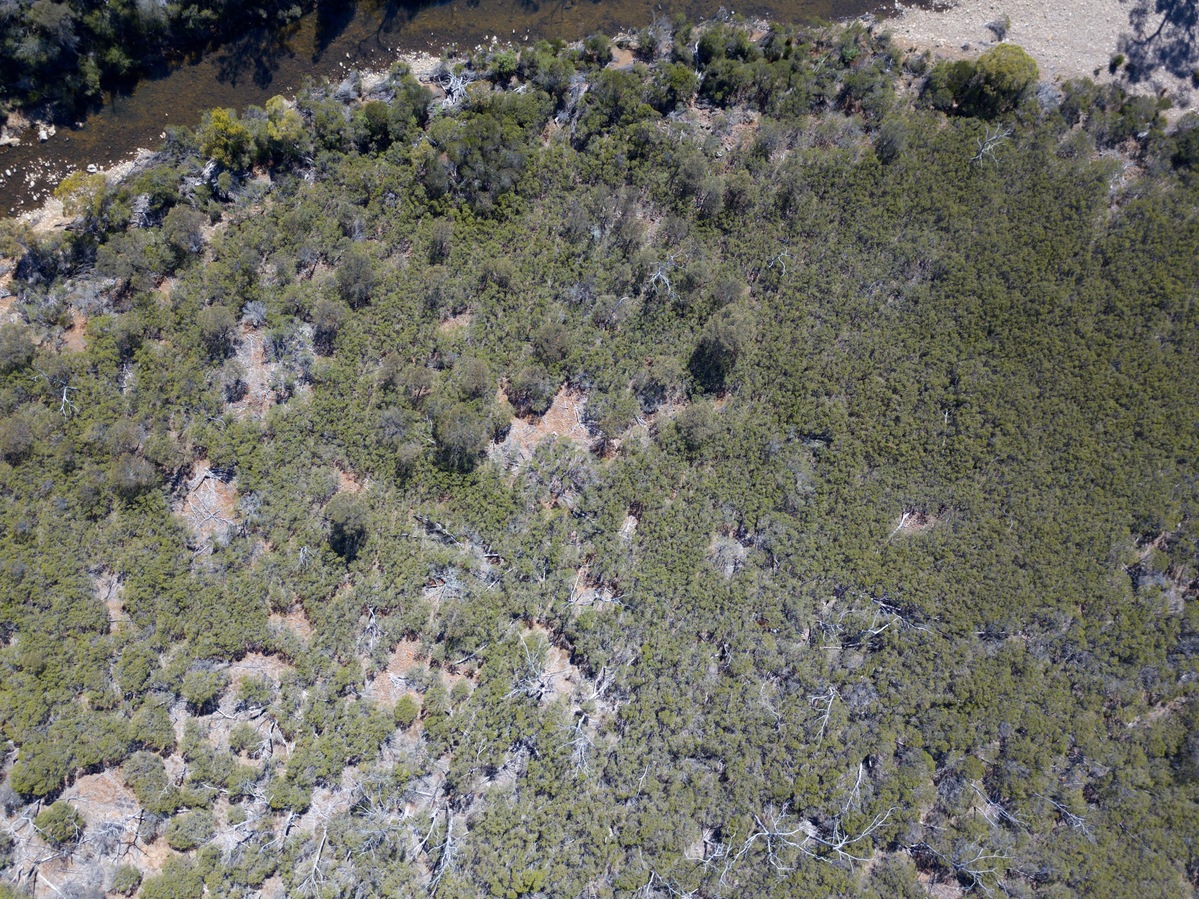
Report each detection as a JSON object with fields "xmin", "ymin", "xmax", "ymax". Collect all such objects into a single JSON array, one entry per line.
[{"xmin": 1, "ymin": 19, "xmax": 1198, "ymax": 898}]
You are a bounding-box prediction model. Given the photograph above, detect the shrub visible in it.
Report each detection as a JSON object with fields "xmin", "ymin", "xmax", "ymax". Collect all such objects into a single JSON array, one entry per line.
[
  {"xmin": 336, "ymin": 246, "xmax": 375, "ymax": 308},
  {"xmin": 228, "ymin": 722, "xmax": 259, "ymax": 755},
  {"xmin": 123, "ymin": 752, "xmax": 178, "ymax": 815},
  {"xmin": 111, "ymin": 864, "xmax": 142, "ymax": 896},
  {"xmin": 196, "ymin": 305, "xmax": 236, "ymax": 358},
  {"xmin": 689, "ymin": 304, "xmax": 754, "ymax": 392},
  {"xmin": 109, "ymin": 454, "xmax": 158, "ymax": 497},
  {"xmin": 164, "ymin": 809, "xmax": 215, "ymax": 851},
  {"xmin": 0, "ymin": 416, "xmax": 33, "ymax": 462},
  {"xmin": 394, "ymin": 694, "xmax": 420, "ymax": 728},
  {"xmin": 34, "ymin": 801, "xmax": 84, "ymax": 846},
  {"xmin": 0, "ymin": 323, "xmax": 35, "ymax": 372},
  {"xmin": 433, "ymin": 402, "xmax": 492, "ymax": 471},
  {"xmin": 924, "ymin": 44, "xmax": 1037, "ymax": 118},
  {"xmin": 509, "ymin": 364, "xmax": 557, "ymax": 416},
  {"xmin": 236, "ymin": 674, "xmax": 275, "ymax": 710},
  {"xmin": 973, "ymin": 43, "xmax": 1038, "ymax": 114},
  {"xmin": 531, "ymin": 321, "xmax": 571, "ymax": 366},
  {"xmin": 139, "ymin": 856, "xmax": 204, "ymax": 899},
  {"xmin": 198, "ymin": 108, "xmax": 252, "ymax": 170},
  {"xmin": 180, "ymin": 669, "xmax": 228, "ymax": 714},
  {"xmin": 326, "ymin": 492, "xmax": 368, "ymax": 561}
]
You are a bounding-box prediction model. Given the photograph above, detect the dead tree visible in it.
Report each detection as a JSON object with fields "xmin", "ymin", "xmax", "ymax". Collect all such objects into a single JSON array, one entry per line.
[
  {"xmin": 973, "ymin": 126, "xmax": 1012, "ymax": 164},
  {"xmin": 32, "ymin": 366, "xmax": 79, "ymax": 417},
  {"xmin": 436, "ymin": 67, "xmax": 477, "ymax": 108},
  {"xmin": 971, "ymin": 782, "xmax": 1027, "ymax": 830},
  {"xmin": 810, "ymin": 685, "xmax": 840, "ymax": 741},
  {"xmin": 726, "ymin": 796, "xmax": 895, "ymax": 882},
  {"xmin": 645, "ymin": 254, "xmax": 681, "ymax": 300},
  {"xmin": 913, "ymin": 840, "xmax": 1012, "ymax": 895}
]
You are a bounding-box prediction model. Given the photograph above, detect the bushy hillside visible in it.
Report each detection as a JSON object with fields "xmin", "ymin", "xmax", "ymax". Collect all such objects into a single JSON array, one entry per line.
[{"xmin": 0, "ymin": 19, "xmax": 1197, "ymax": 898}]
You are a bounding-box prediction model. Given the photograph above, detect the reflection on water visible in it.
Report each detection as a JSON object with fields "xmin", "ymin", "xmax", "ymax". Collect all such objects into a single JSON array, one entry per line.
[{"xmin": 0, "ymin": 0, "xmax": 882, "ymax": 215}]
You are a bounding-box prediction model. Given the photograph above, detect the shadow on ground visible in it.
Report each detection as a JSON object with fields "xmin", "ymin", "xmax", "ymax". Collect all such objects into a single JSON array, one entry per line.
[{"xmin": 1119, "ymin": 0, "xmax": 1198, "ymax": 85}]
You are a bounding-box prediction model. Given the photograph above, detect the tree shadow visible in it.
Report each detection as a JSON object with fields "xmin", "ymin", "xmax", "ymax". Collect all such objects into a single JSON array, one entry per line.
[
  {"xmin": 313, "ymin": 0, "xmax": 359, "ymax": 61},
  {"xmin": 1118, "ymin": 0, "xmax": 1199, "ymax": 84},
  {"xmin": 212, "ymin": 23, "xmax": 304, "ymax": 90}
]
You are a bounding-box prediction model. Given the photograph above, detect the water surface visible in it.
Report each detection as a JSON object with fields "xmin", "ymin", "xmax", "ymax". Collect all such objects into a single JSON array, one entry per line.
[{"xmin": 1, "ymin": 0, "xmax": 886, "ymax": 215}]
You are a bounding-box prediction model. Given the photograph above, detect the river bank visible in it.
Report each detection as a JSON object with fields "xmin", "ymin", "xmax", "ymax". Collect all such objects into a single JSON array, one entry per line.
[
  {"xmin": 5, "ymin": 0, "xmax": 1186, "ymax": 226},
  {"xmin": 0, "ymin": 0, "xmax": 883, "ymax": 216}
]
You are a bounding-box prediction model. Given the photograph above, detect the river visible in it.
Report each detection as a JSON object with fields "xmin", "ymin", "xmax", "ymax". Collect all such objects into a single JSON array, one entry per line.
[{"xmin": 0, "ymin": 0, "xmax": 889, "ymax": 216}]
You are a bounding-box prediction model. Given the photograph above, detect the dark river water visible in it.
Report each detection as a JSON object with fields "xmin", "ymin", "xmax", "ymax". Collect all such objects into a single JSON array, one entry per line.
[{"xmin": 0, "ymin": 0, "xmax": 891, "ymax": 216}]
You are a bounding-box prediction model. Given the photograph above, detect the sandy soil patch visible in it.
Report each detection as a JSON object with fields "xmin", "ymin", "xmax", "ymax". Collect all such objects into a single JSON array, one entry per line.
[
  {"xmin": 399, "ymin": 51, "xmax": 444, "ymax": 81},
  {"xmin": 229, "ymin": 323, "xmax": 273, "ymax": 418},
  {"xmin": 92, "ymin": 569, "xmax": 127, "ymax": 631},
  {"xmin": 336, "ymin": 465, "xmax": 364, "ymax": 494},
  {"xmin": 294, "ymin": 778, "xmax": 354, "ymax": 836},
  {"xmin": 885, "ymin": 0, "xmax": 1195, "ymax": 116},
  {"xmin": 610, "ymin": 47, "xmax": 636, "ymax": 69},
  {"xmin": 227, "ymin": 652, "xmax": 293, "ymax": 691},
  {"xmin": 491, "ymin": 386, "xmax": 591, "ymax": 467},
  {"xmin": 437, "ymin": 310, "xmax": 472, "ymax": 333},
  {"xmin": 175, "ymin": 459, "xmax": 239, "ymax": 545},
  {"xmin": 60, "ymin": 309, "xmax": 86, "ymax": 352},
  {"xmin": 65, "ymin": 770, "xmax": 139, "ymax": 832},
  {"xmin": 0, "ymin": 273, "xmax": 16, "ymax": 324},
  {"xmin": 364, "ymin": 639, "xmax": 425, "ymax": 706},
  {"xmin": 890, "ymin": 508, "xmax": 939, "ymax": 537},
  {"xmin": 270, "ymin": 606, "xmax": 315, "ymax": 641}
]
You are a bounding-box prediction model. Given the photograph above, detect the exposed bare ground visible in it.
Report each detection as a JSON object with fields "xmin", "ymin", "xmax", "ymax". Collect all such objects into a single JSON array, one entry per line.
[
  {"xmin": 526, "ymin": 623, "xmax": 581, "ymax": 705},
  {"xmin": 564, "ymin": 566, "xmax": 625, "ymax": 612},
  {"xmin": 886, "ymin": 0, "xmax": 1196, "ymax": 119},
  {"xmin": 174, "ymin": 459, "xmax": 239, "ymax": 546},
  {"xmin": 155, "ymin": 276, "xmax": 174, "ymax": 307},
  {"xmin": 364, "ymin": 639, "xmax": 425, "ymax": 706},
  {"xmin": 894, "ymin": 508, "xmax": 939, "ymax": 535},
  {"xmin": 490, "ymin": 386, "xmax": 592, "ymax": 467},
  {"xmin": 610, "ymin": 47, "xmax": 636, "ymax": 69},
  {"xmin": 64, "ymin": 770, "xmax": 139, "ymax": 837},
  {"xmin": 0, "ymin": 273, "xmax": 16, "ymax": 324},
  {"xmin": 618, "ymin": 513, "xmax": 639, "ymax": 541},
  {"xmin": 227, "ymin": 652, "xmax": 294, "ymax": 691},
  {"xmin": 91, "ymin": 569, "xmax": 126, "ymax": 631},
  {"xmin": 294, "ymin": 772, "xmax": 355, "ymax": 835},
  {"xmin": 336, "ymin": 465, "xmax": 364, "ymax": 495},
  {"xmin": 436, "ymin": 310, "xmax": 473, "ymax": 334},
  {"xmin": 269, "ymin": 606, "xmax": 315, "ymax": 641},
  {"xmin": 60, "ymin": 309, "xmax": 86, "ymax": 352},
  {"xmin": 228, "ymin": 323, "xmax": 275, "ymax": 419}
]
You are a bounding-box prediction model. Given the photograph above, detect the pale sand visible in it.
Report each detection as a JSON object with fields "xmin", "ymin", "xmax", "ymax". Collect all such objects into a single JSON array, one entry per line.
[{"xmin": 885, "ymin": 0, "xmax": 1195, "ymax": 116}]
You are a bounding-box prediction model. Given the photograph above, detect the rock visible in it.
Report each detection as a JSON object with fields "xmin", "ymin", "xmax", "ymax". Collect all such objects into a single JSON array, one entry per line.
[
  {"xmin": 1036, "ymin": 81, "xmax": 1064, "ymax": 112},
  {"xmin": 86, "ymin": 164, "xmax": 98, "ymax": 174},
  {"xmin": 130, "ymin": 193, "xmax": 152, "ymax": 229},
  {"xmin": 37, "ymin": 128, "xmax": 49, "ymax": 142}
]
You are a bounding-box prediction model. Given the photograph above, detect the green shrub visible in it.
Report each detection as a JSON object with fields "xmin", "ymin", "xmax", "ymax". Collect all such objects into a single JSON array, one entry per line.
[
  {"xmin": 394, "ymin": 694, "xmax": 420, "ymax": 728},
  {"xmin": 509, "ymin": 364, "xmax": 557, "ymax": 416},
  {"xmin": 111, "ymin": 864, "xmax": 143, "ymax": 895},
  {"xmin": 140, "ymin": 856, "xmax": 204, "ymax": 899},
  {"xmin": 0, "ymin": 323, "xmax": 34, "ymax": 372},
  {"xmin": 165, "ymin": 809, "xmax": 215, "ymax": 851},
  {"xmin": 326, "ymin": 492, "xmax": 369, "ymax": 561},
  {"xmin": 180, "ymin": 669, "xmax": 228, "ymax": 714},
  {"xmin": 34, "ymin": 801, "xmax": 84, "ymax": 846}
]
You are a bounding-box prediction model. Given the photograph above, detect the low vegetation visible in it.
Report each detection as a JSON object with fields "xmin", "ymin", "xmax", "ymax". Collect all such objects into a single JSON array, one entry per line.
[{"xmin": 0, "ymin": 16, "xmax": 1197, "ymax": 898}]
